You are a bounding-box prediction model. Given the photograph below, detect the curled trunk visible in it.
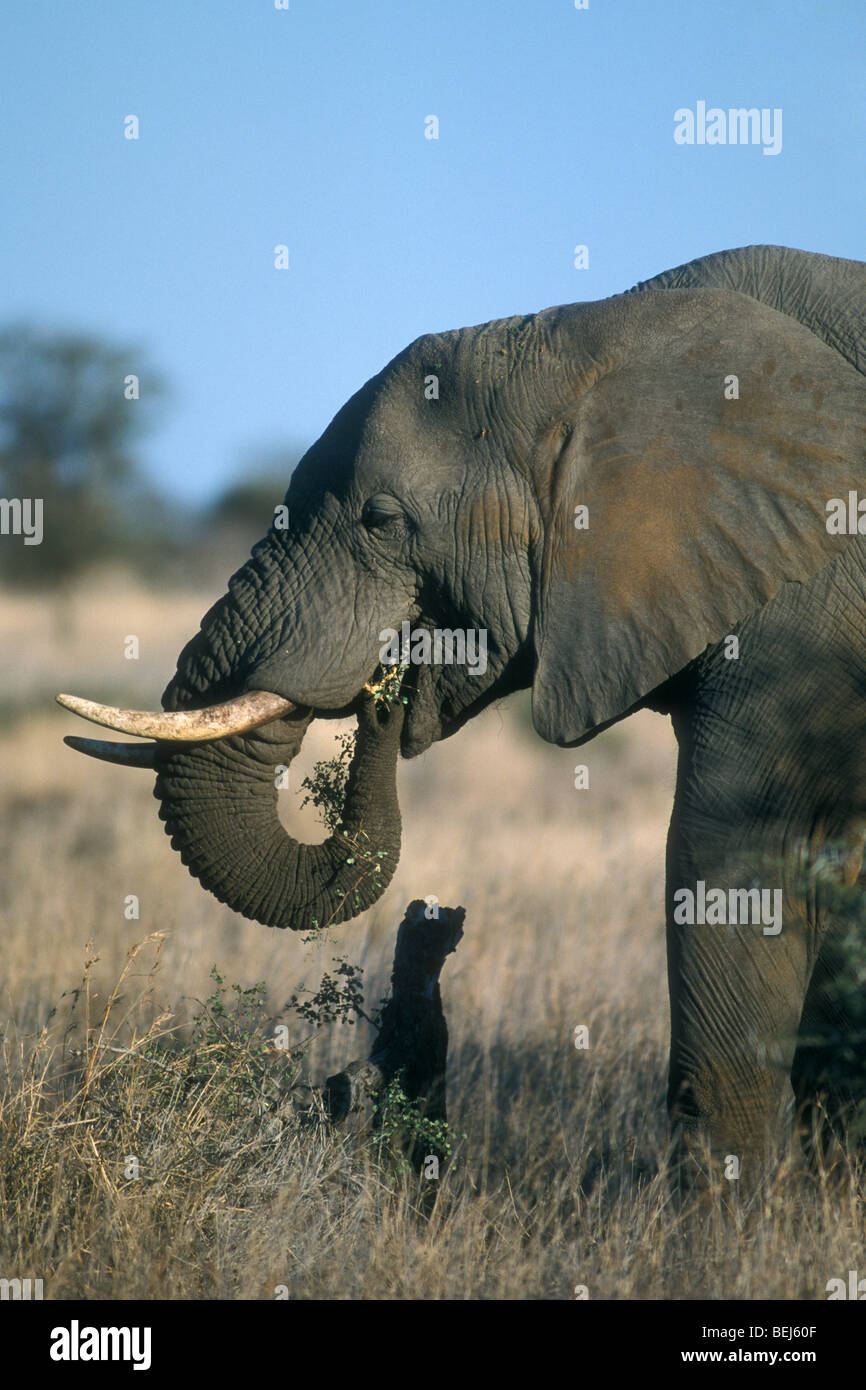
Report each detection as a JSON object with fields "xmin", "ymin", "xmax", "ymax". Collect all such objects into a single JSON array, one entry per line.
[{"xmin": 154, "ymin": 697, "xmax": 403, "ymax": 933}]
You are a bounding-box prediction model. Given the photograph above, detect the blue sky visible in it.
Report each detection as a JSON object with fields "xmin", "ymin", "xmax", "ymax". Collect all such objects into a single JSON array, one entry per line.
[{"xmin": 2, "ymin": 0, "xmax": 863, "ymax": 505}]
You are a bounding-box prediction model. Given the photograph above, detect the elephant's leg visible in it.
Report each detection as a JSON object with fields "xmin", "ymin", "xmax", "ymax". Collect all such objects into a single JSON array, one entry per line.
[
  {"xmin": 663, "ymin": 692, "xmax": 815, "ymax": 1189},
  {"xmin": 665, "ymin": 821, "xmax": 811, "ymax": 1186},
  {"xmin": 658, "ymin": 576, "xmax": 866, "ymax": 1187}
]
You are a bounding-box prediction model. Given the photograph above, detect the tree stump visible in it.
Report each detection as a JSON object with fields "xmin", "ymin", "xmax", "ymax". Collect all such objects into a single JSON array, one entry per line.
[{"xmin": 323, "ymin": 899, "xmax": 464, "ymax": 1170}]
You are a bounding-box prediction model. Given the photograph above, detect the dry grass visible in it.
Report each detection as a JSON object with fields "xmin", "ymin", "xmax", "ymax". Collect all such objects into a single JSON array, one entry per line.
[{"xmin": 1, "ymin": 577, "xmax": 864, "ymax": 1300}]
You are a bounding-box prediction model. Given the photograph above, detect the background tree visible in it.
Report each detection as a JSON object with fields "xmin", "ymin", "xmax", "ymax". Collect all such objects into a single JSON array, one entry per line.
[
  {"xmin": 207, "ymin": 445, "xmax": 303, "ymax": 529},
  {"xmin": 187, "ymin": 445, "xmax": 305, "ymax": 585},
  {"xmin": 0, "ymin": 324, "xmax": 168, "ymax": 588}
]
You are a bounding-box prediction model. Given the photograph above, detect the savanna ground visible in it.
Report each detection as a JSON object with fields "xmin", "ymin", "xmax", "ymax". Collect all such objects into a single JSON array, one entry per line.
[{"xmin": 1, "ymin": 573, "xmax": 864, "ymax": 1300}]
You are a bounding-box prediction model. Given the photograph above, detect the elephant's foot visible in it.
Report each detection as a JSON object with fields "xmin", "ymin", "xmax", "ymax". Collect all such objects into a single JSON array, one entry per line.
[{"xmin": 666, "ymin": 1078, "xmax": 795, "ymax": 1212}]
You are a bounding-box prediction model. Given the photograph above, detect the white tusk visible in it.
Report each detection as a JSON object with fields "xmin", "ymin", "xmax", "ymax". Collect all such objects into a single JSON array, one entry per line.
[
  {"xmin": 64, "ymin": 736, "xmax": 158, "ymax": 768},
  {"xmin": 55, "ymin": 689, "xmax": 296, "ymax": 741}
]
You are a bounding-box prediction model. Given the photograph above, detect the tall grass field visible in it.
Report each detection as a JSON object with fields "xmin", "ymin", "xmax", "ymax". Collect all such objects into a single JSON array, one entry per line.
[{"xmin": 1, "ymin": 574, "xmax": 864, "ymax": 1299}]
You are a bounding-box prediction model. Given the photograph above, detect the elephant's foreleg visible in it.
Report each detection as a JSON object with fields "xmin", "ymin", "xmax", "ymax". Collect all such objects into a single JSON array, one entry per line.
[
  {"xmin": 666, "ymin": 903, "xmax": 807, "ymax": 1184},
  {"xmin": 664, "ymin": 782, "xmax": 812, "ymax": 1188}
]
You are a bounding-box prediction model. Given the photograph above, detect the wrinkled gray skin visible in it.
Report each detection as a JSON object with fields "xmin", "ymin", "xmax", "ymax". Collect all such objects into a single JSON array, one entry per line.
[{"xmin": 157, "ymin": 245, "xmax": 866, "ymax": 1173}]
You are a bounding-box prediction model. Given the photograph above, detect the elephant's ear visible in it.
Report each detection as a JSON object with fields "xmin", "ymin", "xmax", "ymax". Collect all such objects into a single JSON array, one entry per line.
[{"xmin": 529, "ymin": 288, "xmax": 866, "ymax": 745}]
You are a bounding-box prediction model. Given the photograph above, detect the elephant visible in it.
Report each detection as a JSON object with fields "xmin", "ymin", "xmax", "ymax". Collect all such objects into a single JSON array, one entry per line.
[{"xmin": 60, "ymin": 243, "xmax": 866, "ymax": 1178}]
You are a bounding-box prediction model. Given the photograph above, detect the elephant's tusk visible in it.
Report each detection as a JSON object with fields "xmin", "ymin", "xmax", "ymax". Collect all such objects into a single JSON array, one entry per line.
[
  {"xmin": 55, "ymin": 689, "xmax": 296, "ymax": 741},
  {"xmin": 64, "ymin": 736, "xmax": 159, "ymax": 768}
]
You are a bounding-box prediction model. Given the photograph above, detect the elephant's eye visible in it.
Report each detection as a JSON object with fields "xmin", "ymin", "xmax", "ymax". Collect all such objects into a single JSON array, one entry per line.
[{"xmin": 361, "ymin": 495, "xmax": 408, "ymax": 534}]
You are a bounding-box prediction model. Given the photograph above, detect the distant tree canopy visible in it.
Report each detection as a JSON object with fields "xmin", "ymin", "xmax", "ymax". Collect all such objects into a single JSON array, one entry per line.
[
  {"xmin": 0, "ymin": 325, "xmax": 167, "ymax": 587},
  {"xmin": 0, "ymin": 322, "xmax": 309, "ymax": 591},
  {"xmin": 191, "ymin": 448, "xmax": 304, "ymax": 582},
  {"xmin": 209, "ymin": 474, "xmax": 291, "ymax": 530},
  {"xmin": 207, "ymin": 446, "xmax": 302, "ymax": 529}
]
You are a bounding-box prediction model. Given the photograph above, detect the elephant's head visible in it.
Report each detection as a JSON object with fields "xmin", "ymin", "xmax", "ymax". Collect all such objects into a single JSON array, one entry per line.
[{"xmin": 60, "ymin": 246, "xmax": 866, "ymax": 934}]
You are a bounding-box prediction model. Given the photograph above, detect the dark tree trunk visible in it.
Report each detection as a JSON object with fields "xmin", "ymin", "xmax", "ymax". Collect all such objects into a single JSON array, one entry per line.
[{"xmin": 323, "ymin": 899, "xmax": 465, "ymax": 1172}]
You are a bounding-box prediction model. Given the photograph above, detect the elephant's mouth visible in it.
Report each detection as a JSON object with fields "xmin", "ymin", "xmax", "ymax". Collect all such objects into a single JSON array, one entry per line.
[{"xmin": 396, "ymin": 640, "xmax": 534, "ymax": 758}]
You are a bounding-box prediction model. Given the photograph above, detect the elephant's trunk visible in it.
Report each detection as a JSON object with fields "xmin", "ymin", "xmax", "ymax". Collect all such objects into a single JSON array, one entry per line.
[{"xmin": 153, "ymin": 696, "xmax": 403, "ymax": 932}]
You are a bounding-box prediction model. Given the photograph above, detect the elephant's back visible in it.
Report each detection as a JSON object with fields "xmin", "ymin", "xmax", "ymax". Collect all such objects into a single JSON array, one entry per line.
[{"xmin": 628, "ymin": 244, "xmax": 866, "ymax": 378}]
